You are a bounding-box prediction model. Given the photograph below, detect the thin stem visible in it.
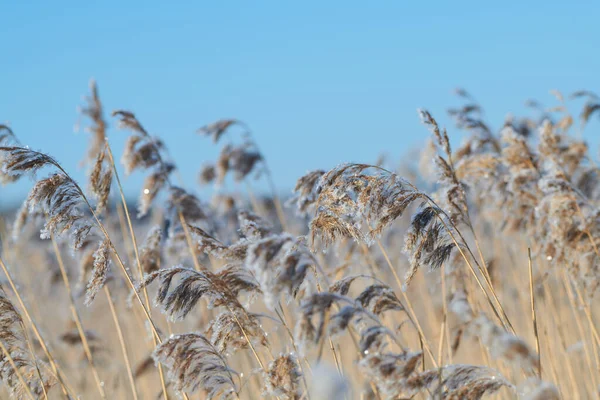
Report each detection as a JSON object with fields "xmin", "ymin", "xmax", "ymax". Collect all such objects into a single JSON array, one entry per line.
[
  {"xmin": 179, "ymin": 210, "xmax": 267, "ymax": 398},
  {"xmin": 105, "ymin": 143, "xmax": 170, "ymax": 400},
  {"xmin": 307, "ymin": 262, "xmax": 347, "ymax": 372},
  {"xmin": 328, "ymin": 335, "xmax": 343, "ymax": 376},
  {"xmin": 0, "ymin": 257, "xmax": 72, "ymax": 398},
  {"xmin": 104, "ymin": 286, "xmax": 139, "ymax": 400},
  {"xmin": 551, "ymin": 283, "xmax": 581, "ymax": 399},
  {"xmin": 228, "ymin": 306, "xmax": 267, "ymax": 372},
  {"xmin": 440, "ymin": 263, "xmax": 452, "ymax": 365},
  {"xmin": 274, "ymin": 304, "xmax": 311, "ymax": 400},
  {"xmin": 428, "ymin": 208, "xmax": 512, "ymax": 332},
  {"xmin": 540, "ymin": 279, "xmax": 568, "ymax": 398},
  {"xmin": 571, "ymin": 280, "xmax": 600, "ymax": 348},
  {"xmin": 50, "ymin": 236, "xmax": 106, "ymax": 399},
  {"xmin": 445, "ymin": 146, "xmax": 513, "ymax": 336},
  {"xmin": 19, "ymin": 319, "xmax": 49, "ymax": 400},
  {"xmin": 86, "ymin": 194, "xmax": 163, "ymax": 342},
  {"xmin": 0, "ymin": 340, "xmax": 36, "ymax": 400},
  {"xmin": 562, "ymin": 270, "xmax": 599, "ymax": 392},
  {"xmin": 428, "ymin": 200, "xmax": 514, "ymax": 332},
  {"xmin": 303, "ymin": 255, "xmax": 381, "ymax": 400},
  {"xmin": 376, "ymin": 241, "xmax": 438, "ymax": 368},
  {"xmin": 527, "ymin": 248, "xmax": 541, "ymax": 379}
]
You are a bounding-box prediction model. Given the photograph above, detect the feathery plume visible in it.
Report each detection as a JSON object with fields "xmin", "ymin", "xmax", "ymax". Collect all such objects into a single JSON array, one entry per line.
[
  {"xmin": 139, "ymin": 226, "xmax": 163, "ymax": 274},
  {"xmin": 206, "ymin": 310, "xmax": 267, "ymax": 354},
  {"xmin": 197, "ymin": 119, "xmax": 239, "ymax": 143},
  {"xmin": 79, "ymin": 80, "xmax": 107, "ymax": 164},
  {"xmin": 88, "ymin": 148, "xmax": 112, "ymax": 214},
  {"xmin": 153, "ymin": 333, "xmax": 237, "ymax": 397},
  {"xmin": 246, "ymin": 234, "xmax": 312, "ymax": 310},
  {"xmin": 135, "ymin": 264, "xmax": 258, "ymax": 321},
  {"xmin": 0, "ymin": 126, "xmax": 20, "ymax": 184},
  {"xmin": 264, "ymin": 353, "xmax": 302, "ymax": 400},
  {"xmin": 85, "ymin": 239, "xmax": 112, "ymax": 306},
  {"xmin": 0, "ymin": 286, "xmax": 56, "ymax": 397},
  {"xmin": 288, "ymin": 169, "xmax": 326, "ymax": 216},
  {"xmin": 237, "ymin": 210, "xmax": 272, "ymax": 240}
]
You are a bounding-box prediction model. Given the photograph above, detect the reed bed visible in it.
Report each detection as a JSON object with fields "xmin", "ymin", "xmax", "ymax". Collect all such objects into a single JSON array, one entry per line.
[{"xmin": 0, "ymin": 82, "xmax": 599, "ymax": 399}]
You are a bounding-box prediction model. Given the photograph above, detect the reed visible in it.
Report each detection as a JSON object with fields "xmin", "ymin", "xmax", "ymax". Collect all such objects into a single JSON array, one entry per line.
[{"xmin": 0, "ymin": 84, "xmax": 598, "ymax": 399}]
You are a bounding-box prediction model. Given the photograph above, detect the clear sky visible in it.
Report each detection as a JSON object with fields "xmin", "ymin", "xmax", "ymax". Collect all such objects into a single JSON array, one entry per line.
[{"xmin": 1, "ymin": 1, "xmax": 599, "ymax": 208}]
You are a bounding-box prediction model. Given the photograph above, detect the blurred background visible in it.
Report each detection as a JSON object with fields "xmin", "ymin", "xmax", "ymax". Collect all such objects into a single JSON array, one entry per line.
[{"xmin": 2, "ymin": 0, "xmax": 599, "ymax": 209}]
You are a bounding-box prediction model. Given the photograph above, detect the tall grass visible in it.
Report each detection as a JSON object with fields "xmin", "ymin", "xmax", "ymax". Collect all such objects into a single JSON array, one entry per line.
[{"xmin": 0, "ymin": 83, "xmax": 599, "ymax": 399}]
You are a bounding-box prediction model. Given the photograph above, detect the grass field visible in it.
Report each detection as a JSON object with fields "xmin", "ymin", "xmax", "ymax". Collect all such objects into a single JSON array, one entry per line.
[{"xmin": 0, "ymin": 82, "xmax": 599, "ymax": 399}]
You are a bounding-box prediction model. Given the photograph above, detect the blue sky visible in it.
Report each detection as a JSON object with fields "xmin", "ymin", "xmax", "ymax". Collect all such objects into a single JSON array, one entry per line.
[{"xmin": 1, "ymin": 1, "xmax": 599, "ymax": 208}]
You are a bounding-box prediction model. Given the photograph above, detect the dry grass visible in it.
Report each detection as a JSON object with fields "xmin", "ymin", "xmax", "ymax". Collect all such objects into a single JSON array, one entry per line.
[{"xmin": 0, "ymin": 82, "xmax": 598, "ymax": 399}]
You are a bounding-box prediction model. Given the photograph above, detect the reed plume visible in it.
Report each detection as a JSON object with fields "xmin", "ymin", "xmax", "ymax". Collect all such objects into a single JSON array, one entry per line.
[
  {"xmin": 264, "ymin": 353, "xmax": 302, "ymax": 400},
  {"xmin": 153, "ymin": 333, "xmax": 238, "ymax": 398},
  {"xmin": 0, "ymin": 146, "xmax": 96, "ymax": 249},
  {"xmin": 0, "ymin": 286, "xmax": 55, "ymax": 398},
  {"xmin": 112, "ymin": 110, "xmax": 174, "ymax": 217},
  {"xmin": 3, "ymin": 82, "xmax": 600, "ymax": 399},
  {"xmin": 135, "ymin": 264, "xmax": 259, "ymax": 321}
]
